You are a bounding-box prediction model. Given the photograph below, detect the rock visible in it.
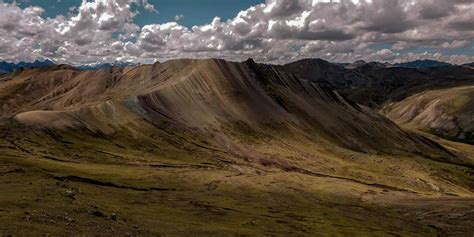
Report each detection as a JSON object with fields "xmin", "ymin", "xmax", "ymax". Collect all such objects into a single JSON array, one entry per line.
[
  {"xmin": 90, "ymin": 210, "xmax": 106, "ymax": 218},
  {"xmin": 65, "ymin": 190, "xmax": 76, "ymax": 199}
]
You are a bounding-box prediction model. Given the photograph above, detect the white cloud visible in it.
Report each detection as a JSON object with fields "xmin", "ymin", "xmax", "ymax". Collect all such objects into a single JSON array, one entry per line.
[
  {"xmin": 0, "ymin": 0, "xmax": 473, "ymax": 65},
  {"xmin": 140, "ymin": 0, "xmax": 158, "ymax": 14},
  {"xmin": 174, "ymin": 14, "xmax": 184, "ymax": 21}
]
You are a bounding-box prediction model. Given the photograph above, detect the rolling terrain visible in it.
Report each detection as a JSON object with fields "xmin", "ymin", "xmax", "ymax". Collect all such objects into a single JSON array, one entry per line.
[
  {"xmin": 280, "ymin": 59, "xmax": 474, "ymax": 108},
  {"xmin": 382, "ymin": 85, "xmax": 474, "ymax": 145},
  {"xmin": 0, "ymin": 59, "xmax": 473, "ymax": 235},
  {"xmin": 279, "ymin": 58, "xmax": 474, "ymax": 146}
]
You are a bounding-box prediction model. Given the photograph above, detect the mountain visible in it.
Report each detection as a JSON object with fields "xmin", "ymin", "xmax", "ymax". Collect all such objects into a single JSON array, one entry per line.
[
  {"xmin": 382, "ymin": 85, "xmax": 474, "ymax": 144},
  {"xmin": 463, "ymin": 62, "xmax": 474, "ymax": 68},
  {"xmin": 279, "ymin": 59, "xmax": 474, "ymax": 108},
  {"xmin": 0, "ymin": 60, "xmax": 137, "ymax": 73},
  {"xmin": 0, "ymin": 58, "xmax": 473, "ymax": 235},
  {"xmin": 345, "ymin": 60, "xmax": 367, "ymax": 69},
  {"xmin": 0, "ymin": 58, "xmax": 442, "ymax": 155},
  {"xmin": 0, "ymin": 59, "xmax": 55, "ymax": 73},
  {"xmin": 394, "ymin": 59, "xmax": 452, "ymax": 68},
  {"xmin": 275, "ymin": 58, "xmax": 370, "ymax": 89},
  {"xmin": 278, "ymin": 58, "xmax": 474, "ymax": 147},
  {"xmin": 345, "ymin": 60, "xmax": 390, "ymax": 70},
  {"xmin": 350, "ymin": 65, "xmax": 474, "ymax": 107},
  {"xmin": 76, "ymin": 61, "xmax": 141, "ymax": 70}
]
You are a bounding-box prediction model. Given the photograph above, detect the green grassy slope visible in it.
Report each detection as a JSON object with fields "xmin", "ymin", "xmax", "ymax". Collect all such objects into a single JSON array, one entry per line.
[{"xmin": 1, "ymin": 118, "xmax": 474, "ymax": 235}]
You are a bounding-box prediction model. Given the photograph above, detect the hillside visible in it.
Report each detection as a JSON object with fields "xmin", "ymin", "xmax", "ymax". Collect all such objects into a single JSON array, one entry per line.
[
  {"xmin": 0, "ymin": 59, "xmax": 453, "ymax": 155},
  {"xmin": 276, "ymin": 58, "xmax": 370, "ymax": 90},
  {"xmin": 0, "ymin": 59, "xmax": 473, "ymax": 235},
  {"xmin": 382, "ymin": 85, "xmax": 474, "ymax": 145},
  {"xmin": 279, "ymin": 59, "xmax": 474, "ymax": 108}
]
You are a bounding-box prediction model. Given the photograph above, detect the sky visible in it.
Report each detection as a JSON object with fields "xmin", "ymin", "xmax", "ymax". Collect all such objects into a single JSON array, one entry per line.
[{"xmin": 0, "ymin": 0, "xmax": 473, "ymax": 65}]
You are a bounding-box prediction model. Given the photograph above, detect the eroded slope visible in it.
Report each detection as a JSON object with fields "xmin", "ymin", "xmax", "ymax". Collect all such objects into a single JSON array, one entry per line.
[{"xmin": 382, "ymin": 85, "xmax": 474, "ymax": 144}]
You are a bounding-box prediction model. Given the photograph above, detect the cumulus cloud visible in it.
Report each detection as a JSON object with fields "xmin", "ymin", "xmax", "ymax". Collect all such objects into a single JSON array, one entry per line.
[
  {"xmin": 174, "ymin": 14, "xmax": 184, "ymax": 21},
  {"xmin": 140, "ymin": 0, "xmax": 158, "ymax": 14},
  {"xmin": 0, "ymin": 0, "xmax": 473, "ymax": 65}
]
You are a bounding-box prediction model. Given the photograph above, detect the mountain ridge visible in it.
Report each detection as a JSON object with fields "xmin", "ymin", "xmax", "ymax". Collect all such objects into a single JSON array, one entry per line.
[
  {"xmin": 1, "ymin": 58, "xmax": 448, "ymax": 156},
  {"xmin": 394, "ymin": 59, "xmax": 453, "ymax": 68},
  {"xmin": 278, "ymin": 58, "xmax": 474, "ymax": 107}
]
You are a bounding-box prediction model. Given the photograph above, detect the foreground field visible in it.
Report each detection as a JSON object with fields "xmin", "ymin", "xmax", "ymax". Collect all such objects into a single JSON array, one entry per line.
[{"xmin": 1, "ymin": 120, "xmax": 473, "ymax": 236}]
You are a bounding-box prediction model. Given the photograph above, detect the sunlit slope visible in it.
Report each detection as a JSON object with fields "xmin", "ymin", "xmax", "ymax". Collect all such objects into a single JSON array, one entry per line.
[{"xmin": 382, "ymin": 85, "xmax": 474, "ymax": 144}]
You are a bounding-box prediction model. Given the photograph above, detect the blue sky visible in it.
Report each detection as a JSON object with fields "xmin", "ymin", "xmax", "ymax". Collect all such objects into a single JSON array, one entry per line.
[
  {"xmin": 8, "ymin": 0, "xmax": 265, "ymax": 28},
  {"xmin": 134, "ymin": 0, "xmax": 265, "ymax": 27}
]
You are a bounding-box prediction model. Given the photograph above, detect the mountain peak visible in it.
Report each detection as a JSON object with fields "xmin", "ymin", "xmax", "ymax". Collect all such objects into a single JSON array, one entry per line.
[{"xmin": 290, "ymin": 58, "xmax": 332, "ymax": 65}]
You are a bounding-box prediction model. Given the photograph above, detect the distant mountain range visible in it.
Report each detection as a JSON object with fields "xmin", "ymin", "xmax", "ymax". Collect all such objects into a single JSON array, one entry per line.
[
  {"xmin": 344, "ymin": 60, "xmax": 391, "ymax": 69},
  {"xmin": 2, "ymin": 58, "xmax": 472, "ymax": 74},
  {"xmin": 279, "ymin": 58, "xmax": 474, "ymax": 106},
  {"xmin": 0, "ymin": 59, "xmax": 55, "ymax": 73},
  {"xmin": 342, "ymin": 59, "xmax": 467, "ymax": 69},
  {"xmin": 0, "ymin": 60, "xmax": 141, "ymax": 73},
  {"xmin": 394, "ymin": 59, "xmax": 452, "ymax": 68},
  {"xmin": 335, "ymin": 59, "xmax": 463, "ymax": 70},
  {"xmin": 76, "ymin": 61, "xmax": 140, "ymax": 70}
]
